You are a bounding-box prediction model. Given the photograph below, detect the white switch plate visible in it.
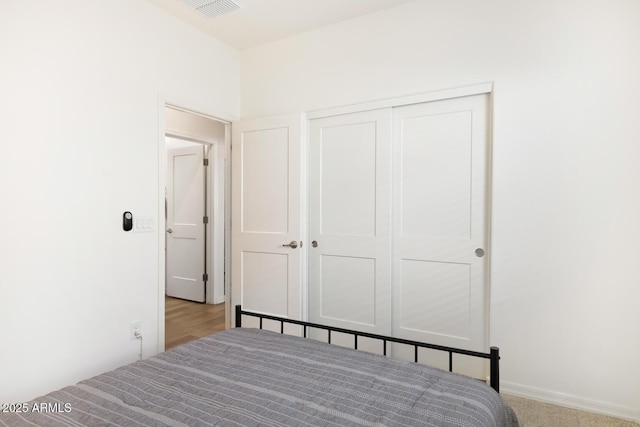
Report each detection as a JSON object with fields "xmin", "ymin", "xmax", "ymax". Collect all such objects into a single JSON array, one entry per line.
[{"xmin": 133, "ymin": 216, "xmax": 154, "ymax": 233}]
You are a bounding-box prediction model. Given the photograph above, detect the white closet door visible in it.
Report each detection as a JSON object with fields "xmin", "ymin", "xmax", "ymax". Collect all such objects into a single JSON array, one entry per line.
[
  {"xmin": 392, "ymin": 94, "xmax": 490, "ymax": 372},
  {"xmin": 308, "ymin": 109, "xmax": 392, "ymax": 349},
  {"xmin": 231, "ymin": 114, "xmax": 304, "ymax": 328}
]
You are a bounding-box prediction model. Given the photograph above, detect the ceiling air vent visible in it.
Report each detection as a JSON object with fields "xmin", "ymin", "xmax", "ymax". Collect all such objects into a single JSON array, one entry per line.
[{"xmin": 179, "ymin": 0, "xmax": 244, "ymax": 19}]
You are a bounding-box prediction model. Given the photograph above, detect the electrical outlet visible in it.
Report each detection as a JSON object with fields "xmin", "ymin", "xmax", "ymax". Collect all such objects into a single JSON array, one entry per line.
[{"xmin": 130, "ymin": 321, "xmax": 141, "ymax": 340}]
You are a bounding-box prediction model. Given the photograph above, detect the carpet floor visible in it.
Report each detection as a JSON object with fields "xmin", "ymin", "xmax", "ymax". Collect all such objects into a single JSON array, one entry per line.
[{"xmin": 503, "ymin": 394, "xmax": 638, "ymax": 427}]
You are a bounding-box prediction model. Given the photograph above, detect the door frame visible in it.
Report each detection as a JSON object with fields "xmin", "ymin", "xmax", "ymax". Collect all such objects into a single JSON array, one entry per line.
[
  {"xmin": 307, "ymin": 83, "xmax": 493, "ymax": 119},
  {"xmin": 156, "ymin": 94, "xmax": 233, "ymax": 352}
]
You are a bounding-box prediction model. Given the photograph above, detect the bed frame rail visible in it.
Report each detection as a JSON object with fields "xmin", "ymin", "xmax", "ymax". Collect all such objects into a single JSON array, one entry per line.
[{"xmin": 235, "ymin": 305, "xmax": 500, "ymax": 393}]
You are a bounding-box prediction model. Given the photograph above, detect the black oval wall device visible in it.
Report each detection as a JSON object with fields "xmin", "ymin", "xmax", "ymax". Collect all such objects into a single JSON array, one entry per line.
[{"xmin": 123, "ymin": 211, "xmax": 133, "ymax": 231}]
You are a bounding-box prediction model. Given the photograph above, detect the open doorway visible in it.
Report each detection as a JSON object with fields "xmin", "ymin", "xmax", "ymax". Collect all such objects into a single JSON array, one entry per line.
[{"xmin": 162, "ymin": 105, "xmax": 229, "ymax": 349}]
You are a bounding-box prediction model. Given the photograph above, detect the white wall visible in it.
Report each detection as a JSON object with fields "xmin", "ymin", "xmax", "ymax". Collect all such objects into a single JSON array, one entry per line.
[
  {"xmin": 240, "ymin": 0, "xmax": 640, "ymax": 420},
  {"xmin": 0, "ymin": 0, "xmax": 240, "ymax": 402}
]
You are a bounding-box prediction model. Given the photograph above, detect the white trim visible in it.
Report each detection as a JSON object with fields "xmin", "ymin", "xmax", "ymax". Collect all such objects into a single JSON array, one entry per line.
[
  {"xmin": 223, "ymin": 124, "xmax": 231, "ymax": 330},
  {"xmin": 502, "ymin": 382, "xmax": 640, "ymax": 423},
  {"xmin": 157, "ymin": 95, "xmax": 167, "ymax": 354},
  {"xmin": 210, "ymin": 132, "xmax": 229, "ymax": 305},
  {"xmin": 159, "ymin": 92, "xmax": 237, "ymax": 124},
  {"xmin": 485, "ymin": 90, "xmax": 495, "ymax": 359},
  {"xmin": 299, "ymin": 114, "xmax": 309, "ymax": 322},
  {"xmin": 306, "ymin": 82, "xmax": 493, "ymax": 119}
]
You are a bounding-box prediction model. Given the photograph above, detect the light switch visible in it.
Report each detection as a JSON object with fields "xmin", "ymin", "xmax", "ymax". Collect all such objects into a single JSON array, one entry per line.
[{"xmin": 132, "ymin": 215, "xmax": 155, "ymax": 233}]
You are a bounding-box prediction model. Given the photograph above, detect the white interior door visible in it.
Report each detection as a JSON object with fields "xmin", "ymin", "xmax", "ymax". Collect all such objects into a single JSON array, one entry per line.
[
  {"xmin": 308, "ymin": 109, "xmax": 392, "ymax": 350},
  {"xmin": 392, "ymin": 94, "xmax": 490, "ymax": 373},
  {"xmin": 166, "ymin": 142, "xmax": 206, "ymax": 302},
  {"xmin": 231, "ymin": 114, "xmax": 304, "ymax": 327}
]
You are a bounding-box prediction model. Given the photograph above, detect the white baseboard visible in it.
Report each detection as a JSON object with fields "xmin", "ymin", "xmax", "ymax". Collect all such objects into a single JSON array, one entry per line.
[{"xmin": 501, "ymin": 382, "xmax": 640, "ymax": 424}]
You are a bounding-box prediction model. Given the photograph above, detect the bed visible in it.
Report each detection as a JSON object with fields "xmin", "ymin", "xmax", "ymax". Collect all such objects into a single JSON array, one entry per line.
[{"xmin": 1, "ymin": 306, "xmax": 519, "ymax": 426}]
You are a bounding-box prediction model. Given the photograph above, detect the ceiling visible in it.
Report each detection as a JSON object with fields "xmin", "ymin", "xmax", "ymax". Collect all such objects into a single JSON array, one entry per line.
[{"xmin": 145, "ymin": 0, "xmax": 417, "ymax": 50}]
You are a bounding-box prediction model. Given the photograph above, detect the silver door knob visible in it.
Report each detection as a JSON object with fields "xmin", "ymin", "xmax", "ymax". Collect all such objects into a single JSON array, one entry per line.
[
  {"xmin": 311, "ymin": 240, "xmax": 318, "ymax": 248},
  {"xmin": 475, "ymin": 248, "xmax": 485, "ymax": 257},
  {"xmin": 282, "ymin": 240, "xmax": 298, "ymax": 249},
  {"xmin": 166, "ymin": 228, "xmax": 173, "ymax": 234}
]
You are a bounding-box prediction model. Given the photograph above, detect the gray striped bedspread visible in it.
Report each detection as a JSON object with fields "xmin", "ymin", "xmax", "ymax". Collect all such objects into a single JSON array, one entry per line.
[{"xmin": 1, "ymin": 328, "xmax": 519, "ymax": 426}]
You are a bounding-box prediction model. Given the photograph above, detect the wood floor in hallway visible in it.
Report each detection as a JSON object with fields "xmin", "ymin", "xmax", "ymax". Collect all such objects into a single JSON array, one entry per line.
[{"xmin": 165, "ymin": 296, "xmax": 226, "ymax": 350}]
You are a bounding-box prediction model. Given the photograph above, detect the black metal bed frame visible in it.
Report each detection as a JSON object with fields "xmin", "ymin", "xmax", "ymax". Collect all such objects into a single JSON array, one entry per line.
[{"xmin": 235, "ymin": 305, "xmax": 501, "ymax": 393}]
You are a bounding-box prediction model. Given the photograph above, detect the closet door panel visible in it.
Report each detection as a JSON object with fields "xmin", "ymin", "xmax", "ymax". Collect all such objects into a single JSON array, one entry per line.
[
  {"xmin": 392, "ymin": 94, "xmax": 490, "ymax": 373},
  {"xmin": 320, "ymin": 123, "xmax": 376, "ymax": 237},
  {"xmin": 398, "ymin": 259, "xmax": 471, "ymax": 338},
  {"xmin": 319, "ymin": 255, "xmax": 376, "ymax": 326},
  {"xmin": 231, "ymin": 114, "xmax": 304, "ymax": 329},
  {"xmin": 400, "ymin": 110, "xmax": 472, "ymax": 239},
  {"xmin": 308, "ymin": 109, "xmax": 392, "ymax": 346}
]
